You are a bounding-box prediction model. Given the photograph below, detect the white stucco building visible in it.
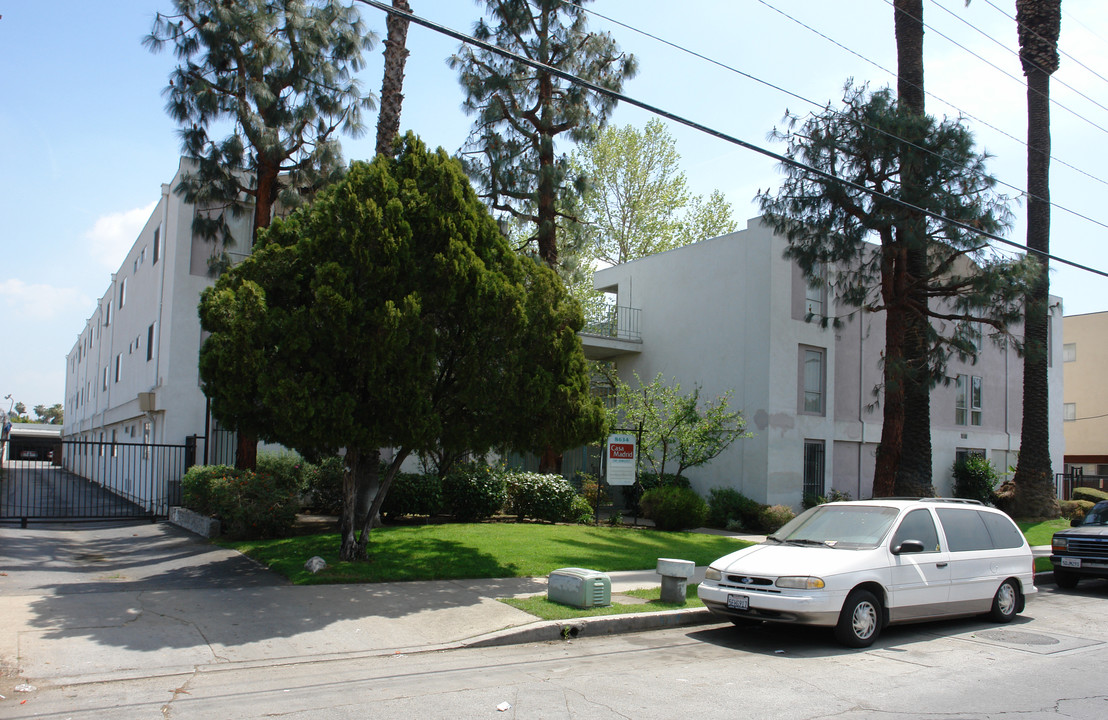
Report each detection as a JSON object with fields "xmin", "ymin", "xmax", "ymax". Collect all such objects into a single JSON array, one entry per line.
[
  {"xmin": 582, "ymin": 217, "xmax": 1064, "ymax": 506},
  {"xmin": 63, "ymin": 158, "xmax": 251, "ymax": 456}
]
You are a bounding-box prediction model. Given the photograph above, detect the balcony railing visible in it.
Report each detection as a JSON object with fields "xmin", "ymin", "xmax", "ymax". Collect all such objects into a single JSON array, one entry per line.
[{"xmin": 581, "ymin": 305, "xmax": 641, "ymax": 342}]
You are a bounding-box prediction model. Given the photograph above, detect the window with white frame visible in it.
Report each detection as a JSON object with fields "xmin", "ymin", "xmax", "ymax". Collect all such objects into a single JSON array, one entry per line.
[
  {"xmin": 1063, "ymin": 343, "xmax": 1076, "ymax": 362},
  {"xmin": 115, "ymin": 354, "xmax": 122, "ymax": 383},
  {"xmin": 119, "ymin": 278, "xmax": 127, "ymax": 309},
  {"xmin": 1064, "ymin": 403, "xmax": 1076, "ymax": 422},
  {"xmin": 805, "ymin": 262, "xmax": 825, "ymax": 318},
  {"xmin": 800, "ymin": 346, "xmax": 826, "ymax": 415},
  {"xmin": 955, "ymin": 374, "xmax": 983, "ymax": 426}
]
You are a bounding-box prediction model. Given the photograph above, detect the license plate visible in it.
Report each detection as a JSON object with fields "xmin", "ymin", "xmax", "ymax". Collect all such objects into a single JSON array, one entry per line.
[
  {"xmin": 726, "ymin": 594, "xmax": 750, "ymax": 610},
  {"xmin": 1060, "ymin": 557, "xmax": 1081, "ymax": 568}
]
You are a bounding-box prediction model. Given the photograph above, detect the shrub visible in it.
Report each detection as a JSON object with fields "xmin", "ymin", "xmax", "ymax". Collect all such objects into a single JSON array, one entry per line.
[
  {"xmin": 639, "ymin": 486, "xmax": 708, "ymax": 531},
  {"xmin": 257, "ymin": 451, "xmax": 308, "ymax": 495},
  {"xmin": 443, "ymin": 463, "xmax": 506, "ymax": 522},
  {"xmin": 627, "ymin": 472, "xmax": 690, "ymax": 516},
  {"xmin": 382, "ymin": 472, "xmax": 443, "ymax": 519},
  {"xmin": 803, "ymin": 489, "xmax": 853, "ymax": 509},
  {"xmin": 1060, "ymin": 499, "xmax": 1095, "ymax": 524},
  {"xmin": 1073, "ymin": 486, "xmax": 1108, "ymax": 503},
  {"xmin": 570, "ymin": 495, "xmax": 595, "ymax": 524},
  {"xmin": 181, "ymin": 464, "xmax": 299, "ymax": 539},
  {"xmin": 576, "ymin": 473, "xmax": 609, "ymax": 509},
  {"xmin": 505, "ymin": 471, "xmax": 582, "ymax": 523},
  {"xmin": 303, "ymin": 456, "xmax": 345, "ymax": 514},
  {"xmin": 759, "ymin": 504, "xmax": 796, "ymax": 533},
  {"xmin": 952, "ymin": 455, "xmax": 999, "ymax": 504},
  {"xmin": 707, "ymin": 487, "xmax": 763, "ymax": 530}
]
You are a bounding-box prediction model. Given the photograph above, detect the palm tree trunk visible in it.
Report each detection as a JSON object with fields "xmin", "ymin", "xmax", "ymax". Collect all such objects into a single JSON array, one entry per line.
[{"xmin": 375, "ymin": 0, "xmax": 412, "ymax": 158}]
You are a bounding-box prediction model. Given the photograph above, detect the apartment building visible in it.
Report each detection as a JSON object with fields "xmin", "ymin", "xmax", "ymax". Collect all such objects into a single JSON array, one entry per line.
[{"xmin": 1061, "ymin": 311, "xmax": 1108, "ymax": 474}]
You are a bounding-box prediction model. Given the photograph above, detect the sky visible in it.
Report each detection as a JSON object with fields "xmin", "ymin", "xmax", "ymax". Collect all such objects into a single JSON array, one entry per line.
[{"xmin": 2, "ymin": 0, "xmax": 1107, "ymax": 411}]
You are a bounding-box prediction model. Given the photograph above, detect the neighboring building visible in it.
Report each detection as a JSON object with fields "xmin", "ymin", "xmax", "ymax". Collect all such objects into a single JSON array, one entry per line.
[
  {"xmin": 63, "ymin": 158, "xmax": 253, "ymax": 460},
  {"xmin": 1061, "ymin": 311, "xmax": 1108, "ymax": 475},
  {"xmin": 581, "ymin": 217, "xmax": 1065, "ymax": 507}
]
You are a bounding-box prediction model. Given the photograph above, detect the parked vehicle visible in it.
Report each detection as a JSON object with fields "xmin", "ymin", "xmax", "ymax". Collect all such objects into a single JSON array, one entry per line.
[
  {"xmin": 1050, "ymin": 500, "xmax": 1108, "ymax": 589},
  {"xmin": 697, "ymin": 498, "xmax": 1036, "ymax": 647}
]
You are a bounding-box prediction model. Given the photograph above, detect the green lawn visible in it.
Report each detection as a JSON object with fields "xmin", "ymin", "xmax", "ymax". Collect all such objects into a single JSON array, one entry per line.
[
  {"xmin": 222, "ymin": 523, "xmax": 751, "ymax": 585},
  {"xmin": 1017, "ymin": 517, "xmax": 1071, "ymax": 546}
]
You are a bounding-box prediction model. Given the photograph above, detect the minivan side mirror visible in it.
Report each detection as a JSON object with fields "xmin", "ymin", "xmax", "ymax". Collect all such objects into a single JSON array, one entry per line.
[{"xmin": 892, "ymin": 540, "xmax": 925, "ymax": 555}]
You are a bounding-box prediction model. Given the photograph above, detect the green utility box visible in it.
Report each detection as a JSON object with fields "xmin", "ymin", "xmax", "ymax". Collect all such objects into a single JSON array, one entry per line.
[{"xmin": 548, "ymin": 567, "xmax": 612, "ymax": 608}]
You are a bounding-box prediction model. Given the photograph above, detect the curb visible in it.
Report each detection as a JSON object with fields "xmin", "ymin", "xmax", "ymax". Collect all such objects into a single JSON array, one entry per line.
[{"xmin": 459, "ymin": 607, "xmax": 721, "ymax": 649}]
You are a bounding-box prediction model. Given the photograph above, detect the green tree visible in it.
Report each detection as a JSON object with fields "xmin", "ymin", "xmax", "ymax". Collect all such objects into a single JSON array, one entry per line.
[
  {"xmin": 33, "ymin": 404, "xmax": 64, "ymax": 425},
  {"xmin": 570, "ymin": 119, "xmax": 738, "ymax": 266},
  {"xmin": 198, "ymin": 134, "xmax": 604, "ymax": 560},
  {"xmin": 1011, "ymin": 0, "xmax": 1062, "ymax": 519},
  {"xmin": 757, "ymin": 86, "xmax": 1041, "ymax": 497},
  {"xmin": 611, "ymin": 372, "xmax": 748, "ymax": 481},
  {"xmin": 449, "ymin": 0, "xmax": 637, "ymax": 270},
  {"xmin": 147, "ymin": 0, "xmax": 376, "ymax": 469}
]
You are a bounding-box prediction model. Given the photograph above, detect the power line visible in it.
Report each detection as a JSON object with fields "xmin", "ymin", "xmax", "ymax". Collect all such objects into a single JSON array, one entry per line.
[
  {"xmin": 561, "ymin": 0, "xmax": 1108, "ymax": 235},
  {"xmin": 755, "ymin": 0, "xmax": 1108, "ymax": 194},
  {"xmin": 354, "ymin": 0, "xmax": 1108, "ymax": 281}
]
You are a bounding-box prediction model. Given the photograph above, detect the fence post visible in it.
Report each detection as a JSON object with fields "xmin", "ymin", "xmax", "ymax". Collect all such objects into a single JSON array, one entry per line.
[{"xmin": 185, "ymin": 435, "xmax": 197, "ymax": 469}]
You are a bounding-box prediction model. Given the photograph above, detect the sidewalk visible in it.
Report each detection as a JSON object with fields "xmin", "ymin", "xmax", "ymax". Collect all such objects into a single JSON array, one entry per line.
[{"xmin": 0, "ymin": 521, "xmax": 739, "ymax": 691}]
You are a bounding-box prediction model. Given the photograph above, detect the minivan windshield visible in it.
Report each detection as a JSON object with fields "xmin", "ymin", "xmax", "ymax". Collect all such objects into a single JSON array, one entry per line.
[{"xmin": 768, "ymin": 504, "xmax": 900, "ymax": 549}]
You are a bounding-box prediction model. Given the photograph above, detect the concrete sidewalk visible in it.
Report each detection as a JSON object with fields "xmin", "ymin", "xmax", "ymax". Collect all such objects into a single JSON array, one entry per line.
[{"xmin": 0, "ymin": 521, "xmax": 729, "ymax": 691}]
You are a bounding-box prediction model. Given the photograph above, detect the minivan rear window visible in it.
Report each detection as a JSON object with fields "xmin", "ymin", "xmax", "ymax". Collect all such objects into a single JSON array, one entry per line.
[
  {"xmin": 937, "ymin": 509, "xmax": 996, "ymax": 552},
  {"xmin": 979, "ymin": 512, "xmax": 1025, "ymax": 549}
]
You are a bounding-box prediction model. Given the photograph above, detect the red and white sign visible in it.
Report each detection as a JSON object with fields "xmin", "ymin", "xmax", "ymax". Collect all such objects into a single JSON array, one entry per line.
[{"xmin": 606, "ymin": 433, "xmax": 637, "ymax": 486}]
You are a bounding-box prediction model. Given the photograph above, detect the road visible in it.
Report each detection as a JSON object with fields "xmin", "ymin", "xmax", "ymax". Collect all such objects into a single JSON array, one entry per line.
[{"xmin": 6, "ymin": 580, "xmax": 1107, "ymax": 719}]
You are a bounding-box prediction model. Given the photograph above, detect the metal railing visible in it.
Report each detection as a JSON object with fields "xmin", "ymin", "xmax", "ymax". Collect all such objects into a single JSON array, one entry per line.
[
  {"xmin": 581, "ymin": 305, "xmax": 642, "ymax": 342},
  {"xmin": 1057, "ymin": 471, "xmax": 1108, "ymax": 501},
  {"xmin": 1, "ymin": 440, "xmax": 190, "ymax": 525}
]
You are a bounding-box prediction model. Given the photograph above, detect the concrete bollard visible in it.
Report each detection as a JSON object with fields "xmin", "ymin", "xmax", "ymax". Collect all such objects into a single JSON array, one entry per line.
[{"xmin": 656, "ymin": 557, "xmax": 695, "ymax": 604}]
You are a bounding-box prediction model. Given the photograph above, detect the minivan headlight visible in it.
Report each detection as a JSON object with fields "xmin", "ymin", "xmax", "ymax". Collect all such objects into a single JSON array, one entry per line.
[
  {"xmin": 1052, "ymin": 536, "xmax": 1068, "ymax": 552},
  {"xmin": 704, "ymin": 567, "xmax": 722, "ymax": 581},
  {"xmin": 776, "ymin": 576, "xmax": 826, "ymax": 590}
]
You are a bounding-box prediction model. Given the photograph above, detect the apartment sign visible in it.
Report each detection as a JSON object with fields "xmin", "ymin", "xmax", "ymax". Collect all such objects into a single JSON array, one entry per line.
[{"xmin": 606, "ymin": 433, "xmax": 637, "ymax": 486}]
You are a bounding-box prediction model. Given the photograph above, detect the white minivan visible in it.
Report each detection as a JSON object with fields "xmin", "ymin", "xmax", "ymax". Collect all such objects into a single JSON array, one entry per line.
[{"xmin": 697, "ymin": 498, "xmax": 1036, "ymax": 647}]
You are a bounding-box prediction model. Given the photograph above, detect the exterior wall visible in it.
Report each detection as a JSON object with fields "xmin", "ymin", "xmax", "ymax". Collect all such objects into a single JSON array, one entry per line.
[
  {"xmin": 592, "ymin": 216, "xmax": 1065, "ymax": 508},
  {"xmin": 63, "ymin": 159, "xmax": 252, "ymax": 456},
  {"xmin": 1062, "ymin": 311, "xmax": 1108, "ymax": 469}
]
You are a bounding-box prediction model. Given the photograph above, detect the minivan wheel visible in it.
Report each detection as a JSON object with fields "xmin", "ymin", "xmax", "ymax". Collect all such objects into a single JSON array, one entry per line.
[
  {"xmin": 1053, "ymin": 569, "xmax": 1079, "ymax": 590},
  {"xmin": 835, "ymin": 590, "xmax": 882, "ymax": 648},
  {"xmin": 989, "ymin": 579, "xmax": 1019, "ymax": 622}
]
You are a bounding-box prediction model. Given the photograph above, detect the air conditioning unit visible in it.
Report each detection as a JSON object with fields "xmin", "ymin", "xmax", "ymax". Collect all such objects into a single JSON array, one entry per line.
[
  {"xmin": 548, "ymin": 567, "xmax": 611, "ymax": 608},
  {"xmin": 138, "ymin": 392, "xmax": 155, "ymax": 412}
]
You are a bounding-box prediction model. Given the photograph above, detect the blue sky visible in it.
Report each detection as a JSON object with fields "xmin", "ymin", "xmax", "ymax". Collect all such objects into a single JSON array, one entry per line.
[{"xmin": 2, "ymin": 0, "xmax": 1107, "ymax": 409}]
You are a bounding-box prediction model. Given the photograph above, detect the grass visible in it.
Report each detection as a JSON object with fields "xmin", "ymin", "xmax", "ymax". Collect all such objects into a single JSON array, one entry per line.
[
  {"xmin": 1017, "ymin": 517, "xmax": 1071, "ymax": 546},
  {"xmin": 222, "ymin": 523, "xmax": 751, "ymax": 585},
  {"xmin": 501, "ymin": 583, "xmax": 703, "ymax": 620}
]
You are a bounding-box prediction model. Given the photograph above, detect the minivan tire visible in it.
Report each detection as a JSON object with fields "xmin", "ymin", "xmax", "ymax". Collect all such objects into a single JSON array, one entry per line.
[
  {"xmin": 989, "ymin": 579, "xmax": 1019, "ymax": 623},
  {"xmin": 835, "ymin": 590, "xmax": 882, "ymax": 647}
]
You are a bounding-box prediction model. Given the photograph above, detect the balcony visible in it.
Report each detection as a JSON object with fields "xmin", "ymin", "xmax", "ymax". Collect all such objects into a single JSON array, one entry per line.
[{"xmin": 579, "ymin": 305, "xmax": 643, "ymax": 360}]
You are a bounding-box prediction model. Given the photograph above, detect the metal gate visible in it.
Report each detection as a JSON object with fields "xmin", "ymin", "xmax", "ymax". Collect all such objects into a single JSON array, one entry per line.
[{"xmin": 1, "ymin": 439, "xmax": 190, "ymax": 526}]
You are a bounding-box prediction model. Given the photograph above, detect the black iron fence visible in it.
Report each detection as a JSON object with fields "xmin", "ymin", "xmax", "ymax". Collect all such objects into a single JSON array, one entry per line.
[
  {"xmin": 1, "ymin": 439, "xmax": 190, "ymax": 526},
  {"xmin": 1057, "ymin": 471, "xmax": 1108, "ymax": 501}
]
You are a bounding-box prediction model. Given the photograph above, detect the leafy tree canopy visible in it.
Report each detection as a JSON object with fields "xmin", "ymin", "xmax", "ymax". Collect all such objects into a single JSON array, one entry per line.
[
  {"xmin": 758, "ymin": 84, "xmax": 1041, "ymax": 380},
  {"xmin": 198, "ymin": 134, "xmax": 605, "ymax": 559},
  {"xmin": 450, "ymin": 0, "xmax": 637, "ymax": 269},
  {"xmin": 146, "ymin": 0, "xmax": 376, "ymax": 258}
]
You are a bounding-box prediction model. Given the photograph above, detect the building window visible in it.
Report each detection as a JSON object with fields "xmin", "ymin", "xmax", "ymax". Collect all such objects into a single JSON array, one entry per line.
[
  {"xmin": 147, "ymin": 323, "xmax": 155, "ymax": 361},
  {"xmin": 970, "ymin": 322, "xmax": 983, "ymax": 353},
  {"xmin": 103, "ymin": 366, "xmax": 108, "ymax": 391},
  {"xmin": 805, "ymin": 263, "xmax": 825, "ymax": 317},
  {"xmin": 115, "ymin": 354, "xmax": 122, "ymax": 383},
  {"xmin": 119, "ymin": 278, "xmax": 127, "ymax": 309},
  {"xmin": 800, "ymin": 346, "xmax": 825, "ymax": 415},
  {"xmin": 143, "ymin": 422, "xmax": 151, "ymax": 459},
  {"xmin": 153, "ymin": 226, "xmax": 160, "ymax": 264},
  {"xmin": 955, "ymin": 374, "xmax": 982, "ymax": 426},
  {"xmin": 803, "ymin": 440, "xmax": 826, "ymax": 501},
  {"xmin": 1063, "ymin": 343, "xmax": 1076, "ymax": 362},
  {"xmin": 1064, "ymin": 403, "xmax": 1076, "ymax": 422},
  {"xmin": 955, "ymin": 447, "xmax": 985, "ymax": 465},
  {"xmin": 105, "ymin": 301, "xmax": 111, "ymax": 326}
]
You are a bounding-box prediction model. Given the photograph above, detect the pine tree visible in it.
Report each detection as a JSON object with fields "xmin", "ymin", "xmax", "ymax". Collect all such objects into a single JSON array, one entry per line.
[{"xmin": 449, "ymin": 0, "xmax": 637, "ymax": 270}]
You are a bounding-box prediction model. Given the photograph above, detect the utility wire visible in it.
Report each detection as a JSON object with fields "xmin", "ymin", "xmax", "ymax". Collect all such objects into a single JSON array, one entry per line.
[
  {"xmin": 560, "ymin": 0, "xmax": 1108, "ymax": 234},
  {"xmin": 920, "ymin": 0, "xmax": 1108, "ymax": 129},
  {"xmin": 355, "ymin": 0, "xmax": 1108, "ymax": 280},
  {"xmin": 755, "ymin": 0, "xmax": 1108, "ymax": 194}
]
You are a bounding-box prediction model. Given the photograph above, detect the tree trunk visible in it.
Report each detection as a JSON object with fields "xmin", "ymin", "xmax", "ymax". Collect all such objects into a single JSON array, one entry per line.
[
  {"xmin": 891, "ymin": 0, "xmax": 933, "ymax": 497},
  {"xmin": 355, "ymin": 448, "xmax": 413, "ymax": 559},
  {"xmin": 1012, "ymin": 1, "xmax": 1060, "ymax": 517},
  {"xmin": 874, "ymin": 248, "xmax": 908, "ymax": 497},
  {"xmin": 536, "ymin": 68, "xmax": 558, "ymax": 268},
  {"xmin": 375, "ymin": 0, "xmax": 411, "ymax": 158},
  {"xmin": 339, "ymin": 447, "xmax": 360, "ymax": 561}
]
